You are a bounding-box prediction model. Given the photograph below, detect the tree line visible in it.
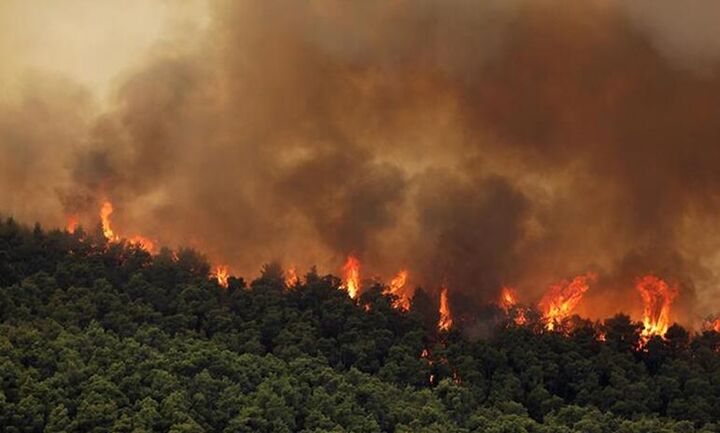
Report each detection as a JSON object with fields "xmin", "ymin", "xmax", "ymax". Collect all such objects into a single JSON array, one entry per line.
[{"xmin": 1, "ymin": 218, "xmax": 719, "ymax": 432}]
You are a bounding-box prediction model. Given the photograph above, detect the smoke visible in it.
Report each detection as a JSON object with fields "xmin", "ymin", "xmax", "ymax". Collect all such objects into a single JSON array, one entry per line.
[
  {"xmin": 0, "ymin": 73, "xmax": 93, "ymax": 224},
  {"xmin": 617, "ymin": 0, "xmax": 720, "ymax": 72},
  {"xmin": 3, "ymin": 0, "xmax": 720, "ymax": 326}
]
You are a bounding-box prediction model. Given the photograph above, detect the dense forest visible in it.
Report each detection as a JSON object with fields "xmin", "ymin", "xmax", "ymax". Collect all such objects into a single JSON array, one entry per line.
[{"xmin": 1, "ymin": 218, "xmax": 720, "ymax": 432}]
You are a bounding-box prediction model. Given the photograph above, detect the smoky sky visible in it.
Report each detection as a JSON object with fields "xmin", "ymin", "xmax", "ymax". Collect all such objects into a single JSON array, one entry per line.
[{"xmin": 2, "ymin": 0, "xmax": 720, "ymax": 326}]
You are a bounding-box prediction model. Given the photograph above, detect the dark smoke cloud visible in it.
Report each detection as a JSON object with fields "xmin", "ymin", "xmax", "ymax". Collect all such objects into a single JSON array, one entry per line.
[
  {"xmin": 1, "ymin": 73, "xmax": 93, "ymax": 224},
  {"xmin": 3, "ymin": 0, "xmax": 720, "ymax": 327}
]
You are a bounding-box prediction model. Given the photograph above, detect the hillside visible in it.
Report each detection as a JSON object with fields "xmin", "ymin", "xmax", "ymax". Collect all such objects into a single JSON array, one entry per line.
[{"xmin": 1, "ymin": 218, "xmax": 719, "ymax": 433}]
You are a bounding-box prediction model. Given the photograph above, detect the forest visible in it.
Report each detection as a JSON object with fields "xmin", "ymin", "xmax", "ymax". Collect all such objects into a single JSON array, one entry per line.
[{"xmin": 1, "ymin": 217, "xmax": 719, "ymax": 433}]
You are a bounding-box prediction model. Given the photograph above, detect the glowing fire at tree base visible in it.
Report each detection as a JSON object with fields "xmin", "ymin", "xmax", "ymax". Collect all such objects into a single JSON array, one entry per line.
[
  {"xmin": 341, "ymin": 255, "xmax": 360, "ymax": 299},
  {"xmin": 539, "ymin": 273, "xmax": 596, "ymax": 331},
  {"xmin": 438, "ymin": 286, "xmax": 453, "ymax": 331},
  {"xmin": 214, "ymin": 265, "xmax": 229, "ymax": 288}
]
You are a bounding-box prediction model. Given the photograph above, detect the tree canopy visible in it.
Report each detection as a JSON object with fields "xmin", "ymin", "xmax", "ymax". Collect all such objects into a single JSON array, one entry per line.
[{"xmin": 1, "ymin": 218, "xmax": 719, "ymax": 432}]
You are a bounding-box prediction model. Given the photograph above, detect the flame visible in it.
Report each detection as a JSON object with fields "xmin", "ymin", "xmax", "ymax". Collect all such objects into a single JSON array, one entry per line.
[
  {"xmin": 127, "ymin": 235, "xmax": 156, "ymax": 252},
  {"xmin": 66, "ymin": 216, "xmax": 79, "ymax": 234},
  {"xmin": 513, "ymin": 308, "xmax": 528, "ymax": 326},
  {"xmin": 452, "ymin": 371, "xmax": 462, "ymax": 385},
  {"xmin": 539, "ymin": 273, "xmax": 596, "ymax": 331},
  {"xmin": 385, "ymin": 269, "xmax": 412, "ymax": 310},
  {"xmin": 499, "ymin": 286, "xmax": 518, "ymax": 311},
  {"xmin": 498, "ymin": 286, "xmax": 528, "ymax": 326},
  {"xmin": 100, "ymin": 201, "xmax": 119, "ymax": 242},
  {"xmin": 437, "ymin": 286, "xmax": 453, "ymax": 331},
  {"xmin": 285, "ymin": 266, "xmax": 299, "ymax": 287},
  {"xmin": 636, "ymin": 275, "xmax": 677, "ymax": 343},
  {"xmin": 98, "ymin": 201, "xmax": 155, "ymax": 252},
  {"xmin": 341, "ymin": 255, "xmax": 360, "ymax": 299},
  {"xmin": 711, "ymin": 319, "xmax": 720, "ymax": 333},
  {"xmin": 214, "ymin": 265, "xmax": 229, "ymax": 288}
]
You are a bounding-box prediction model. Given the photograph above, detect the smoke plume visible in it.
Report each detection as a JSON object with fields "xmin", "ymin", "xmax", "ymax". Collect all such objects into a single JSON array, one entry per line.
[{"xmin": 3, "ymin": 0, "xmax": 720, "ymax": 327}]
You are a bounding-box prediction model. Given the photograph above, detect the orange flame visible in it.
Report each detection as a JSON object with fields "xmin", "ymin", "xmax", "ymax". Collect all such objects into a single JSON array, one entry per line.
[
  {"xmin": 127, "ymin": 235, "xmax": 156, "ymax": 253},
  {"xmin": 513, "ymin": 308, "xmax": 528, "ymax": 326},
  {"xmin": 285, "ymin": 266, "xmax": 299, "ymax": 287},
  {"xmin": 341, "ymin": 255, "xmax": 360, "ymax": 299},
  {"xmin": 66, "ymin": 216, "xmax": 79, "ymax": 234},
  {"xmin": 636, "ymin": 275, "xmax": 677, "ymax": 343},
  {"xmin": 437, "ymin": 286, "xmax": 453, "ymax": 331},
  {"xmin": 709, "ymin": 319, "xmax": 720, "ymax": 332},
  {"xmin": 385, "ymin": 269, "xmax": 412, "ymax": 310},
  {"xmin": 214, "ymin": 265, "xmax": 229, "ymax": 288},
  {"xmin": 100, "ymin": 201, "xmax": 119, "ymax": 242},
  {"xmin": 98, "ymin": 201, "xmax": 155, "ymax": 253},
  {"xmin": 499, "ymin": 286, "xmax": 527, "ymax": 326},
  {"xmin": 499, "ymin": 286, "xmax": 518, "ymax": 311},
  {"xmin": 712, "ymin": 319, "xmax": 720, "ymax": 333},
  {"xmin": 539, "ymin": 273, "xmax": 596, "ymax": 331}
]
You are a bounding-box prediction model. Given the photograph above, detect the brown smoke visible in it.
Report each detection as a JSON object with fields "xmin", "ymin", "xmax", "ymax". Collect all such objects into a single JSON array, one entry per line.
[{"xmin": 3, "ymin": 0, "xmax": 720, "ymax": 327}]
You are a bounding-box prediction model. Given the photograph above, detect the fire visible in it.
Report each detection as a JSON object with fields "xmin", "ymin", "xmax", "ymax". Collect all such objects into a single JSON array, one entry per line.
[
  {"xmin": 127, "ymin": 235, "xmax": 156, "ymax": 252},
  {"xmin": 100, "ymin": 201, "xmax": 119, "ymax": 242},
  {"xmin": 214, "ymin": 265, "xmax": 229, "ymax": 288},
  {"xmin": 513, "ymin": 308, "xmax": 528, "ymax": 326},
  {"xmin": 285, "ymin": 266, "xmax": 299, "ymax": 287},
  {"xmin": 636, "ymin": 275, "xmax": 677, "ymax": 343},
  {"xmin": 341, "ymin": 255, "xmax": 360, "ymax": 299},
  {"xmin": 66, "ymin": 216, "xmax": 79, "ymax": 233},
  {"xmin": 437, "ymin": 286, "xmax": 453, "ymax": 331},
  {"xmin": 499, "ymin": 286, "xmax": 518, "ymax": 311},
  {"xmin": 97, "ymin": 200, "xmax": 155, "ymax": 252},
  {"xmin": 711, "ymin": 319, "xmax": 720, "ymax": 333},
  {"xmin": 385, "ymin": 269, "xmax": 412, "ymax": 310},
  {"xmin": 539, "ymin": 273, "xmax": 596, "ymax": 331},
  {"xmin": 498, "ymin": 286, "xmax": 528, "ymax": 326}
]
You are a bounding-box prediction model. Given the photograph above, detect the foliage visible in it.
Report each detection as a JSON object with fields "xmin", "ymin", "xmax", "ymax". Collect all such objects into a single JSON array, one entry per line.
[{"xmin": 1, "ymin": 219, "xmax": 719, "ymax": 432}]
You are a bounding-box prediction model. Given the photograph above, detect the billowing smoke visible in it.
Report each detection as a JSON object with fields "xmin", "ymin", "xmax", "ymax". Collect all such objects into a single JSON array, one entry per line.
[{"xmin": 3, "ymin": 0, "xmax": 720, "ymax": 327}]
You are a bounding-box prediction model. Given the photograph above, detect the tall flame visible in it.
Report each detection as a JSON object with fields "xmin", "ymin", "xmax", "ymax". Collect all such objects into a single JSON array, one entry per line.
[
  {"xmin": 385, "ymin": 269, "xmax": 411, "ymax": 310},
  {"xmin": 539, "ymin": 273, "xmax": 596, "ymax": 331},
  {"xmin": 341, "ymin": 255, "xmax": 360, "ymax": 299},
  {"xmin": 214, "ymin": 265, "xmax": 229, "ymax": 288},
  {"xmin": 285, "ymin": 266, "xmax": 299, "ymax": 287},
  {"xmin": 636, "ymin": 275, "xmax": 677, "ymax": 343},
  {"xmin": 100, "ymin": 201, "xmax": 119, "ymax": 242},
  {"xmin": 98, "ymin": 200, "xmax": 155, "ymax": 252},
  {"xmin": 499, "ymin": 286, "xmax": 518, "ymax": 311},
  {"xmin": 66, "ymin": 216, "xmax": 79, "ymax": 234},
  {"xmin": 437, "ymin": 286, "xmax": 453, "ymax": 331}
]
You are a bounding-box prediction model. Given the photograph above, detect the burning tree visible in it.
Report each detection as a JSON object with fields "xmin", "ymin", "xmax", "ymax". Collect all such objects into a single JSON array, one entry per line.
[
  {"xmin": 539, "ymin": 273, "xmax": 596, "ymax": 331},
  {"xmin": 636, "ymin": 275, "xmax": 678, "ymax": 344}
]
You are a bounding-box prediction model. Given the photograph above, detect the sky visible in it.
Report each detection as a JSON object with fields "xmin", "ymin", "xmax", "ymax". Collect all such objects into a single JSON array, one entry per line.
[{"xmin": 0, "ymin": 0, "xmax": 209, "ymax": 103}]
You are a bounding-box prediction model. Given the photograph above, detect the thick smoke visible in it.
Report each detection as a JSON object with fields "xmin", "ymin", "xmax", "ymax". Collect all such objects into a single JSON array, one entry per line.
[{"xmin": 3, "ymin": 0, "xmax": 720, "ymax": 326}]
